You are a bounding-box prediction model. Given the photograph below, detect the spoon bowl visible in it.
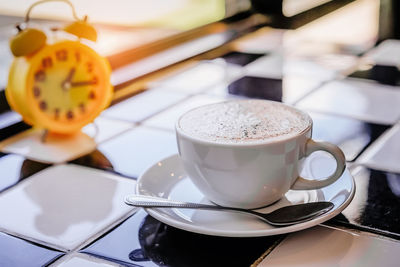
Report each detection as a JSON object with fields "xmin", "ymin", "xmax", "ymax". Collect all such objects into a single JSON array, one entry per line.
[{"xmin": 125, "ymin": 195, "xmax": 334, "ymax": 227}]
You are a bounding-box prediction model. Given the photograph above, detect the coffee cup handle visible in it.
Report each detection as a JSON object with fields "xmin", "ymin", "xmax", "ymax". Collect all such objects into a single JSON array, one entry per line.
[{"xmin": 291, "ymin": 139, "xmax": 346, "ymax": 190}]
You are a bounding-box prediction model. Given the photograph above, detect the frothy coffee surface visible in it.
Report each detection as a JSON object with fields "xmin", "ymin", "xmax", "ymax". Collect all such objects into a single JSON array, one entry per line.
[{"xmin": 178, "ymin": 100, "xmax": 311, "ymax": 144}]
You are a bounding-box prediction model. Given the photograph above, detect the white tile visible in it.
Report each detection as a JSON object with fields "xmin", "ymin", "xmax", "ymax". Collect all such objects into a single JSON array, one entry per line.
[
  {"xmin": 0, "ymin": 154, "xmax": 28, "ymax": 190},
  {"xmin": 149, "ymin": 60, "xmax": 244, "ymax": 94},
  {"xmin": 142, "ymin": 94, "xmax": 228, "ymax": 131},
  {"xmin": 204, "ymin": 84, "xmax": 246, "ymax": 98},
  {"xmin": 284, "ymin": 58, "xmax": 338, "ymax": 82},
  {"xmin": 364, "ymin": 39, "xmax": 400, "ymax": 66},
  {"xmin": 0, "ymin": 111, "xmax": 22, "ymax": 129},
  {"xmin": 101, "ymin": 89, "xmax": 187, "ymax": 123},
  {"xmin": 52, "ymin": 253, "xmax": 122, "ymax": 267},
  {"xmin": 309, "ymin": 54, "xmax": 359, "ymax": 76},
  {"xmin": 357, "ymin": 123, "xmax": 400, "ymax": 173},
  {"xmin": 232, "ymin": 27, "xmax": 285, "ymax": 54},
  {"xmin": 98, "ymin": 126, "xmax": 178, "ymax": 178},
  {"xmin": 0, "ymin": 164, "xmax": 136, "ymax": 251},
  {"xmin": 82, "ymin": 117, "xmax": 134, "ymax": 144},
  {"xmin": 296, "ymin": 78, "xmax": 400, "ymax": 124},
  {"xmin": 0, "ymin": 129, "xmax": 96, "ymax": 164},
  {"xmin": 245, "ymin": 53, "xmax": 283, "ymax": 79},
  {"xmin": 282, "ymin": 75, "xmax": 322, "ymax": 104},
  {"xmin": 258, "ymin": 226, "xmax": 400, "ymax": 267}
]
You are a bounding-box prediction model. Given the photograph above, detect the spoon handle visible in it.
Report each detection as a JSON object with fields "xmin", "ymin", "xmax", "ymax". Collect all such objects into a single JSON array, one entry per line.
[
  {"xmin": 125, "ymin": 195, "xmax": 233, "ymax": 210},
  {"xmin": 124, "ymin": 195, "xmax": 268, "ymax": 222}
]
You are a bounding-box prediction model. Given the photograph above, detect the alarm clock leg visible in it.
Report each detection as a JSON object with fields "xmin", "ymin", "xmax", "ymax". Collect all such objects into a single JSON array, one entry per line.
[{"xmin": 41, "ymin": 129, "xmax": 49, "ymax": 143}]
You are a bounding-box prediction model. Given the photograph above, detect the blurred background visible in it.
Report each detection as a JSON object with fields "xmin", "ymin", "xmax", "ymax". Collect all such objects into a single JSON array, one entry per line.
[
  {"xmin": 0, "ymin": 0, "xmax": 382, "ymax": 83},
  {"xmin": 0, "ymin": 0, "xmax": 390, "ymax": 113}
]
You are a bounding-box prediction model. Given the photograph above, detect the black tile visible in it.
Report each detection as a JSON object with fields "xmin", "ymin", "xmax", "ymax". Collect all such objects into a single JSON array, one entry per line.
[
  {"xmin": 0, "ymin": 232, "xmax": 63, "ymax": 267},
  {"xmin": 228, "ymin": 76, "xmax": 282, "ymax": 101},
  {"xmin": 220, "ymin": 51, "xmax": 266, "ymax": 66},
  {"xmin": 0, "ymin": 153, "xmax": 50, "ymax": 192},
  {"xmin": 0, "ymin": 121, "xmax": 30, "ymax": 142},
  {"xmin": 0, "ymin": 91, "xmax": 11, "ymax": 113},
  {"xmin": 310, "ymin": 112, "xmax": 389, "ymax": 161},
  {"xmin": 348, "ymin": 64, "xmax": 400, "ymax": 86},
  {"xmin": 83, "ymin": 210, "xmax": 283, "ymax": 267},
  {"xmin": 82, "ymin": 210, "xmax": 157, "ymax": 267},
  {"xmin": 327, "ymin": 168, "xmax": 400, "ymax": 240}
]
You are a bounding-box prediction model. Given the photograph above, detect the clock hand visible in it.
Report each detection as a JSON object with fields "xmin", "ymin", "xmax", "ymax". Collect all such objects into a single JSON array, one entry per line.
[
  {"xmin": 61, "ymin": 68, "xmax": 76, "ymax": 90},
  {"xmin": 70, "ymin": 78, "xmax": 98, "ymax": 87}
]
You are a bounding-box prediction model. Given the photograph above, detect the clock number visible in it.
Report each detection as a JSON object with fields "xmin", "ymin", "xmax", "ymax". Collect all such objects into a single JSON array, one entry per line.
[
  {"xmin": 66, "ymin": 110, "xmax": 74, "ymax": 120},
  {"xmin": 75, "ymin": 52, "xmax": 81, "ymax": 62},
  {"xmin": 35, "ymin": 70, "xmax": 46, "ymax": 82},
  {"xmin": 33, "ymin": 87, "xmax": 41, "ymax": 98},
  {"xmin": 39, "ymin": 101, "xmax": 47, "ymax": 111},
  {"xmin": 56, "ymin": 49, "xmax": 68, "ymax": 61},
  {"xmin": 86, "ymin": 62, "xmax": 94, "ymax": 73},
  {"xmin": 89, "ymin": 90, "xmax": 96, "ymax": 100},
  {"xmin": 42, "ymin": 57, "xmax": 53, "ymax": 68}
]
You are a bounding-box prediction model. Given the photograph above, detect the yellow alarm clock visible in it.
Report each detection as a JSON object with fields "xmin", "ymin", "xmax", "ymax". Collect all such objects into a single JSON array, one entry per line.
[{"xmin": 6, "ymin": 0, "xmax": 113, "ymax": 135}]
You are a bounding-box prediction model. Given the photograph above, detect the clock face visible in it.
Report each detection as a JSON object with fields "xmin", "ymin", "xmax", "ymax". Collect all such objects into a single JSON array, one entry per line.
[{"xmin": 25, "ymin": 41, "xmax": 112, "ymax": 132}]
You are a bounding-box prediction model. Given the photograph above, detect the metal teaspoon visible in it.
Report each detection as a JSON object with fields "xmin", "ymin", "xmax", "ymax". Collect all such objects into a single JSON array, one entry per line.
[{"xmin": 124, "ymin": 195, "xmax": 334, "ymax": 227}]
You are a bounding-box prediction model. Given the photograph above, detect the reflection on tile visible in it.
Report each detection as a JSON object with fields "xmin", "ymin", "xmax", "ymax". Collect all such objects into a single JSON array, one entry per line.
[
  {"xmin": 358, "ymin": 124, "xmax": 400, "ymax": 173},
  {"xmin": 53, "ymin": 253, "xmax": 122, "ymax": 267},
  {"xmin": 349, "ymin": 64, "xmax": 400, "ymax": 86},
  {"xmin": 143, "ymin": 95, "xmax": 228, "ymax": 131},
  {"xmin": 228, "ymin": 76, "xmax": 283, "ymax": 101},
  {"xmin": 150, "ymin": 60, "xmax": 243, "ymax": 94},
  {"xmin": 101, "ymin": 89, "xmax": 187, "ymax": 123},
  {"xmin": 103, "ymin": 213, "xmax": 283, "ymax": 267},
  {"xmin": 82, "ymin": 117, "xmax": 134, "ymax": 144},
  {"xmin": 258, "ymin": 226, "xmax": 400, "ymax": 267},
  {"xmin": 0, "ymin": 129, "xmax": 96, "ymax": 164},
  {"xmin": 220, "ymin": 51, "xmax": 265, "ymax": 66},
  {"xmin": 329, "ymin": 167, "xmax": 400, "ymax": 239},
  {"xmin": 0, "ymin": 153, "xmax": 49, "ymax": 192},
  {"xmin": 83, "ymin": 210, "xmax": 158, "ymax": 267},
  {"xmin": 0, "ymin": 164, "xmax": 136, "ymax": 251},
  {"xmin": 69, "ymin": 150, "xmax": 116, "ymax": 176},
  {"xmin": 309, "ymin": 112, "xmax": 389, "ymax": 161},
  {"xmin": 93, "ymin": 127, "xmax": 177, "ymax": 178},
  {"xmin": 296, "ymin": 78, "xmax": 400, "ymax": 124},
  {"xmin": 0, "ymin": 232, "xmax": 63, "ymax": 267}
]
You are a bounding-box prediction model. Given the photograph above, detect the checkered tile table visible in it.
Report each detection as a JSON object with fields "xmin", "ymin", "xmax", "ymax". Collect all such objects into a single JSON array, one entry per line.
[{"xmin": 1, "ymin": 27, "xmax": 400, "ymax": 267}]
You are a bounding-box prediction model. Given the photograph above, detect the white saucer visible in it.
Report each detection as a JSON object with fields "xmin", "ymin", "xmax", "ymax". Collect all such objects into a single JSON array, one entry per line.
[{"xmin": 136, "ymin": 154, "xmax": 355, "ymax": 237}]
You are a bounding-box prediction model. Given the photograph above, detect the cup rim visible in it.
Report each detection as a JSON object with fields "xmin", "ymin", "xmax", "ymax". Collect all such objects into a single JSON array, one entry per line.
[{"xmin": 175, "ymin": 99, "xmax": 313, "ymax": 148}]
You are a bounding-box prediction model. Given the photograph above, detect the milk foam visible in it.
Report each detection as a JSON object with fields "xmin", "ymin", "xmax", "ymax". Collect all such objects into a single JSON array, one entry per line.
[{"xmin": 178, "ymin": 100, "xmax": 311, "ymax": 144}]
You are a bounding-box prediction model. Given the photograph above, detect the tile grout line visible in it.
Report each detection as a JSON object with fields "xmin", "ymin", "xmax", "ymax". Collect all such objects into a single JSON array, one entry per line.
[
  {"xmin": 46, "ymin": 209, "xmax": 139, "ymax": 266},
  {"xmin": 250, "ymin": 235, "xmax": 287, "ymax": 267}
]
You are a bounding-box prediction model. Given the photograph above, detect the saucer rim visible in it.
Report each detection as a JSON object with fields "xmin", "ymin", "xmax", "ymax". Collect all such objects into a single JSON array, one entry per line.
[{"xmin": 136, "ymin": 154, "xmax": 356, "ymax": 237}]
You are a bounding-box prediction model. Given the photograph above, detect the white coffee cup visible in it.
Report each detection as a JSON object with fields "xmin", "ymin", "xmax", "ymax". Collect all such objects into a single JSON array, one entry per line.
[{"xmin": 175, "ymin": 100, "xmax": 346, "ymax": 209}]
